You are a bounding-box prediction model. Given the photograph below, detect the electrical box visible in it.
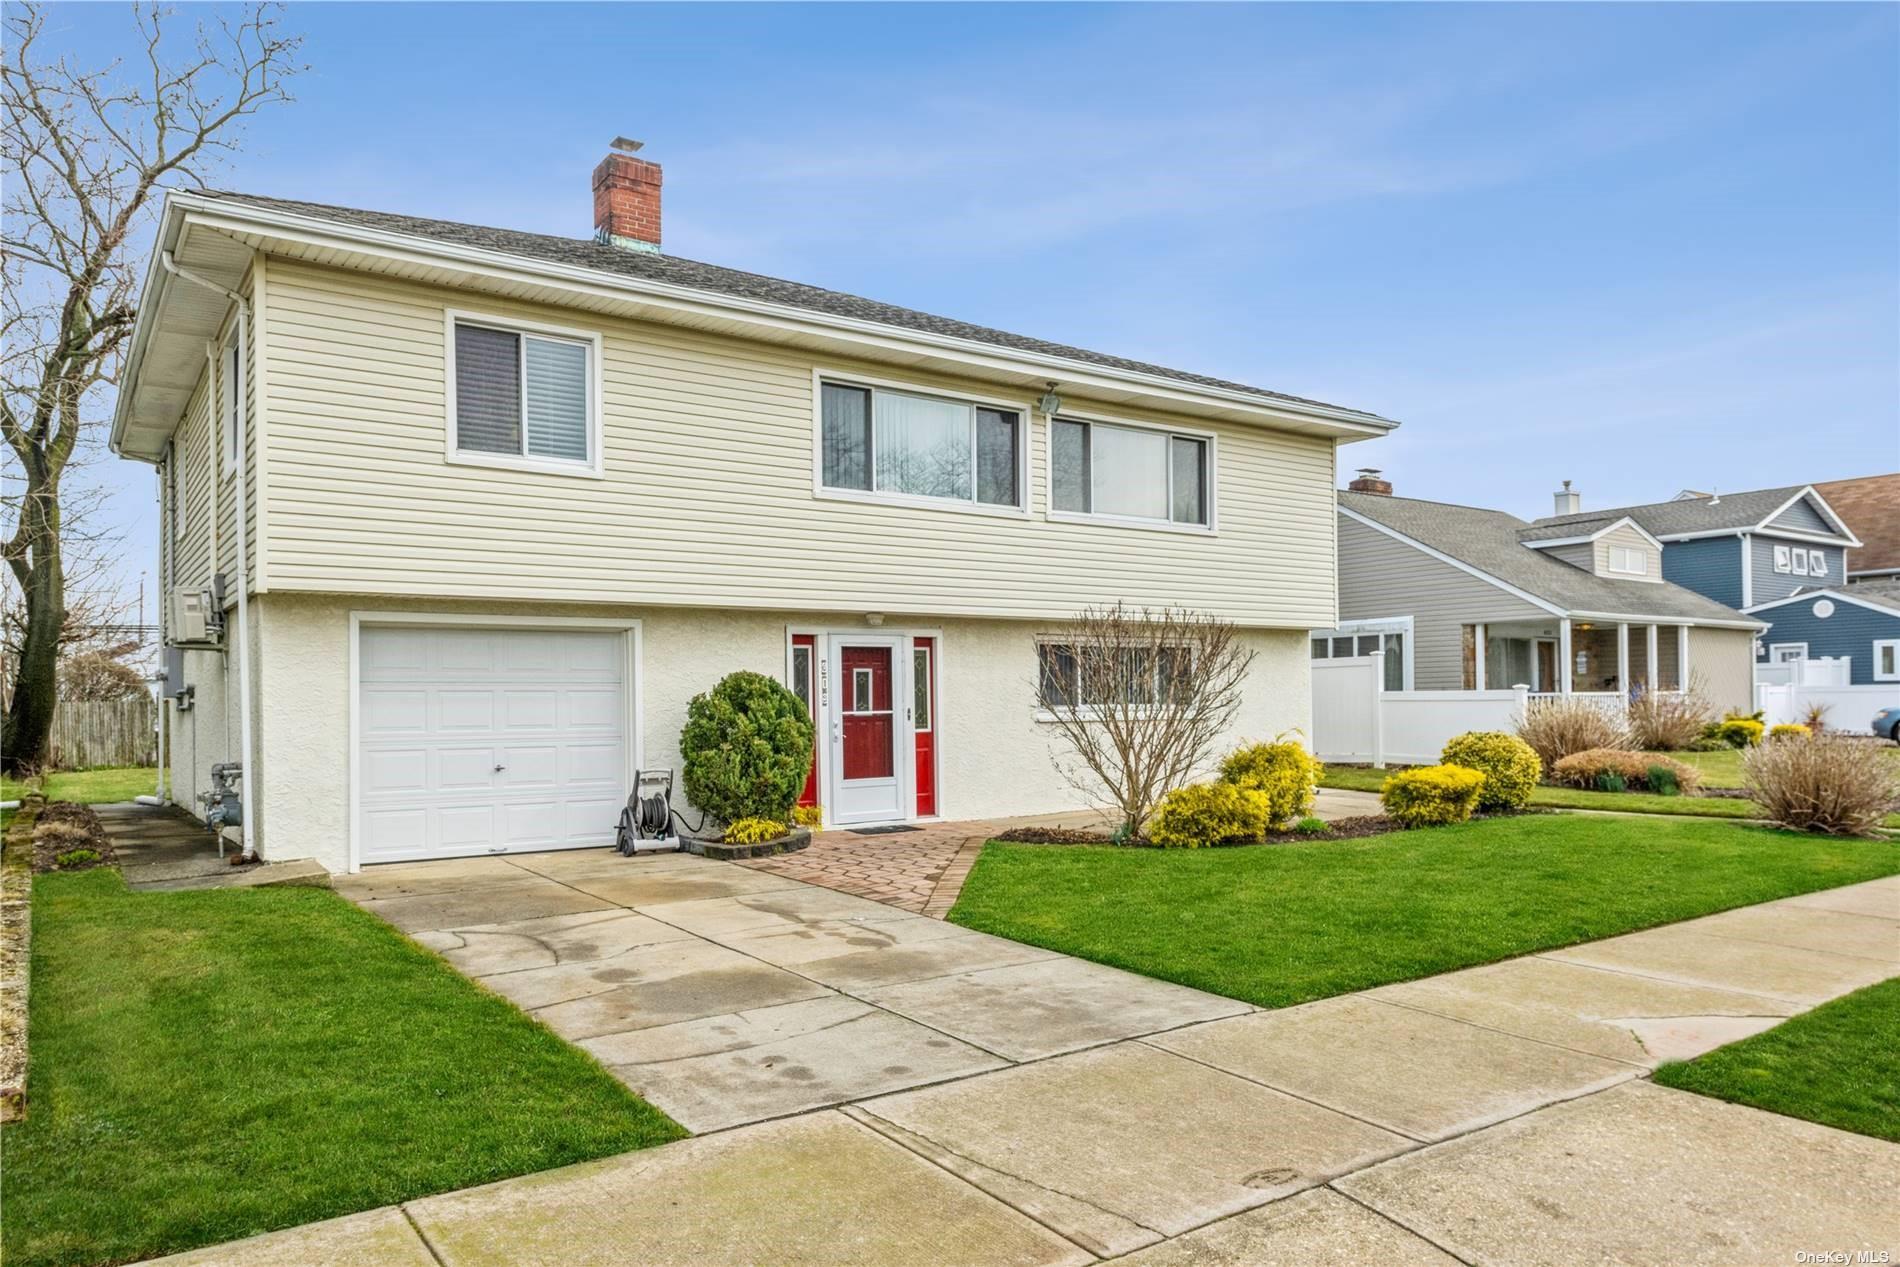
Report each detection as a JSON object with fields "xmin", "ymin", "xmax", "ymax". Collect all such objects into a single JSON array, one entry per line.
[
  {"xmin": 169, "ymin": 586, "xmax": 222, "ymax": 648},
  {"xmin": 160, "ymin": 645, "xmax": 194, "ymax": 709}
]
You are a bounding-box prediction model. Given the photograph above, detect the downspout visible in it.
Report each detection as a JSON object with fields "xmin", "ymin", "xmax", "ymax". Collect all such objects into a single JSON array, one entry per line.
[
  {"xmin": 162, "ymin": 251, "xmax": 258, "ymax": 861},
  {"xmin": 139, "ymin": 462, "xmax": 168, "ymax": 806}
]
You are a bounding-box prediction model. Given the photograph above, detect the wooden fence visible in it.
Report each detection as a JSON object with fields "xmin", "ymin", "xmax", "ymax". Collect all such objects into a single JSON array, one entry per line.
[{"xmin": 46, "ymin": 695, "xmax": 158, "ymax": 771}]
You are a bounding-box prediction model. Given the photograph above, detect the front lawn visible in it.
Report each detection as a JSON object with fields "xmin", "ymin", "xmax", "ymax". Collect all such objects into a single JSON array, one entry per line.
[
  {"xmin": 1, "ymin": 870, "xmax": 683, "ymax": 1267},
  {"xmin": 1654, "ymin": 976, "xmax": 1900, "ymax": 1142},
  {"xmin": 948, "ymin": 816, "xmax": 1899, "ymax": 1010},
  {"xmin": 1, "ymin": 766, "xmax": 159, "ymax": 805}
]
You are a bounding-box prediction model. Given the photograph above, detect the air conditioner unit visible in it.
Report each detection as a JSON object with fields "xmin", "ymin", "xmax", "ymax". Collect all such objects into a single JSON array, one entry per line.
[{"xmin": 169, "ymin": 585, "xmax": 223, "ymax": 648}]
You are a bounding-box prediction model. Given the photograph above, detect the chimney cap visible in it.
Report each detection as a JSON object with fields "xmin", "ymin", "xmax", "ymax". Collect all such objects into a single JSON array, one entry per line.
[
  {"xmin": 610, "ymin": 136, "xmax": 645, "ymax": 154},
  {"xmin": 1355, "ymin": 467, "xmax": 1382, "ymax": 479}
]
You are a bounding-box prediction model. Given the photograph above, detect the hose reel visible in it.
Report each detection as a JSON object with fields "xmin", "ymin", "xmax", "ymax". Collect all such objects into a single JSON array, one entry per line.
[{"xmin": 616, "ymin": 769, "xmax": 682, "ymax": 855}]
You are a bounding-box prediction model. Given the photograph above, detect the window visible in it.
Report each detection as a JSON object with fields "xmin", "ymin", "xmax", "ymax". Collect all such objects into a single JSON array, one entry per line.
[
  {"xmin": 913, "ymin": 645, "xmax": 932, "ymax": 731},
  {"xmin": 1607, "ymin": 546, "xmax": 1647, "ymax": 575},
  {"xmin": 1773, "ymin": 545, "xmax": 1792, "ymax": 573},
  {"xmin": 790, "ymin": 645, "xmax": 813, "ymax": 710},
  {"xmin": 1769, "ymin": 644, "xmax": 1808, "ymax": 664},
  {"xmin": 1050, "ymin": 418, "xmax": 1209, "ymax": 527},
  {"xmin": 1310, "ymin": 620, "xmax": 1409, "ymax": 690},
  {"xmin": 819, "ymin": 380, "xmax": 1022, "ymax": 510},
  {"xmin": 1792, "ymin": 550, "xmax": 1809, "ymax": 576},
  {"xmin": 851, "ymin": 667, "xmax": 875, "ymax": 713},
  {"xmin": 221, "ymin": 338, "xmax": 242, "ymax": 473},
  {"xmin": 451, "ymin": 318, "xmax": 597, "ymax": 471},
  {"xmin": 1036, "ymin": 642, "xmax": 1191, "ymax": 711},
  {"xmin": 1875, "ymin": 640, "xmax": 1900, "ymax": 682},
  {"xmin": 1809, "ymin": 550, "xmax": 1826, "ymax": 576}
]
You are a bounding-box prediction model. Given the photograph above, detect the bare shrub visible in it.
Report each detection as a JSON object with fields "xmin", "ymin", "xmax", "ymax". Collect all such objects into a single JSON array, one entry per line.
[
  {"xmin": 1549, "ymin": 748, "xmax": 1702, "ymax": 794},
  {"xmin": 1627, "ymin": 682, "xmax": 1712, "ymax": 751},
  {"xmin": 1744, "ymin": 735, "xmax": 1900, "ymax": 837},
  {"xmin": 1515, "ymin": 696, "xmax": 1630, "ymax": 770},
  {"xmin": 1037, "ymin": 604, "xmax": 1255, "ymax": 838}
]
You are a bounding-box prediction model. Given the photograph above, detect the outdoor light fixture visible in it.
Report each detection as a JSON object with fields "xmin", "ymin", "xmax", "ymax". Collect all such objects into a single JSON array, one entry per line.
[
  {"xmin": 865, "ymin": 612, "xmax": 884, "ymax": 627},
  {"xmin": 1037, "ymin": 382, "xmax": 1063, "ymax": 418}
]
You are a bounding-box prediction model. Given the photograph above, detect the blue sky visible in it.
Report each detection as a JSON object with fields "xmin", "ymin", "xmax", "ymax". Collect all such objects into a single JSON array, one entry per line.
[{"xmin": 34, "ymin": 2, "xmax": 1900, "ymax": 606}]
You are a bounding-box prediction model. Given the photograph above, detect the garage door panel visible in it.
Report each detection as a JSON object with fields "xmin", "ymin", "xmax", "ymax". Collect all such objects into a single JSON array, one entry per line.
[
  {"xmin": 364, "ymin": 689, "xmax": 428, "ymax": 735},
  {"xmin": 358, "ymin": 626, "xmax": 631, "ymax": 865}
]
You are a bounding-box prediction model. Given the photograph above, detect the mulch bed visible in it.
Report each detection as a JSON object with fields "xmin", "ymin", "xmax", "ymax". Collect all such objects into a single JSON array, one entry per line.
[
  {"xmin": 992, "ymin": 811, "xmax": 1545, "ymax": 849},
  {"xmin": 30, "ymin": 803, "xmax": 116, "ymax": 874}
]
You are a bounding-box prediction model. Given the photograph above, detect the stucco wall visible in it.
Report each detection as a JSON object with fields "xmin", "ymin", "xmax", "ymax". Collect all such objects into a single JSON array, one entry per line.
[{"xmin": 239, "ymin": 593, "xmax": 1309, "ymax": 872}]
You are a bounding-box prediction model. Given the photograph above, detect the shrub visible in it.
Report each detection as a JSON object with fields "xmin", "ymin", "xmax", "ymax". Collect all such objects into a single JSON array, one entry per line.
[
  {"xmin": 1686, "ymin": 736, "xmax": 1729, "ymax": 752},
  {"xmin": 1292, "ymin": 816, "xmax": 1332, "ymax": 836},
  {"xmin": 1768, "ymin": 723, "xmax": 1811, "ymax": 742},
  {"xmin": 1803, "ymin": 702, "xmax": 1830, "ymax": 735},
  {"xmin": 1516, "ymin": 696, "xmax": 1631, "ymax": 769},
  {"xmin": 1440, "ymin": 731, "xmax": 1541, "ymax": 811},
  {"xmin": 32, "ymin": 820, "xmax": 90, "ymax": 849},
  {"xmin": 1702, "ymin": 711, "xmax": 1765, "ymax": 749},
  {"xmin": 679, "ymin": 671, "xmax": 816, "ymax": 825},
  {"xmin": 1217, "ymin": 736, "xmax": 1321, "ymax": 828},
  {"xmin": 1380, "ymin": 765, "xmax": 1484, "ymax": 828},
  {"xmin": 1549, "ymin": 748, "xmax": 1702, "ymax": 794},
  {"xmin": 722, "ymin": 817, "xmax": 789, "ymax": 846},
  {"xmin": 1744, "ymin": 734, "xmax": 1899, "ymax": 836},
  {"xmin": 1646, "ymin": 765, "xmax": 1681, "ymax": 797},
  {"xmin": 54, "ymin": 848, "xmax": 101, "ymax": 868},
  {"xmin": 791, "ymin": 804, "xmax": 824, "ymax": 829},
  {"xmin": 1627, "ymin": 688, "xmax": 1712, "ymax": 751},
  {"xmin": 1148, "ymin": 782, "xmax": 1270, "ymax": 848},
  {"xmin": 1595, "ymin": 770, "xmax": 1627, "ymax": 793}
]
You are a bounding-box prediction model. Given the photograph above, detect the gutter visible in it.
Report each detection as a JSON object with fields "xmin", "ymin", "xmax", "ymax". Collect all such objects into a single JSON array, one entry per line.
[{"xmin": 158, "ymin": 250, "xmax": 258, "ymax": 863}]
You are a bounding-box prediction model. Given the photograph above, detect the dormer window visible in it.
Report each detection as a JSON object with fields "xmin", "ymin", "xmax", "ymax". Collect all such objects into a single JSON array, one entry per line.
[{"xmin": 1607, "ymin": 545, "xmax": 1647, "ymax": 576}]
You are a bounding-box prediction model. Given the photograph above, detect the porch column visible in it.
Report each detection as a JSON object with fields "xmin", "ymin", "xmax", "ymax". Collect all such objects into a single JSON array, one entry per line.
[
  {"xmin": 1616, "ymin": 623, "xmax": 1630, "ymax": 696},
  {"xmin": 1646, "ymin": 624, "xmax": 1660, "ymax": 692},
  {"xmin": 1474, "ymin": 623, "xmax": 1487, "ymax": 691},
  {"xmin": 1679, "ymin": 624, "xmax": 1691, "ymax": 691},
  {"xmin": 1559, "ymin": 619, "xmax": 1573, "ymax": 694}
]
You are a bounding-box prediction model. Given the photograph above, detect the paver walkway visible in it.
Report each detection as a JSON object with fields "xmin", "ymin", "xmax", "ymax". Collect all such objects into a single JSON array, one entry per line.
[
  {"xmin": 744, "ymin": 788, "xmax": 1383, "ymax": 917},
  {"xmin": 152, "ymin": 864, "xmax": 1899, "ymax": 1266}
]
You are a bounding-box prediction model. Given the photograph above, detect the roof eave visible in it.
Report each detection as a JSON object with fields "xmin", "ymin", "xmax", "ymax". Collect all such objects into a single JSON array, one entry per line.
[{"xmin": 114, "ymin": 191, "xmax": 1398, "ymax": 452}]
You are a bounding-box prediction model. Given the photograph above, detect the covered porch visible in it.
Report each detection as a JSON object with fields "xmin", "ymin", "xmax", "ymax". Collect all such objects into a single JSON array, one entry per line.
[{"xmin": 1463, "ymin": 618, "xmax": 1690, "ymax": 699}]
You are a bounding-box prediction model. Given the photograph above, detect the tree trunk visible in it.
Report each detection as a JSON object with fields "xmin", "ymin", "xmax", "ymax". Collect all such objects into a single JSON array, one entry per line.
[{"xmin": 3, "ymin": 526, "xmax": 63, "ymax": 775}]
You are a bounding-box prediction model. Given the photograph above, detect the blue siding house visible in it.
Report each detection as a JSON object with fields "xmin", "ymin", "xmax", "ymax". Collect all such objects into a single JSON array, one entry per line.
[{"xmin": 1744, "ymin": 586, "xmax": 1900, "ymax": 686}]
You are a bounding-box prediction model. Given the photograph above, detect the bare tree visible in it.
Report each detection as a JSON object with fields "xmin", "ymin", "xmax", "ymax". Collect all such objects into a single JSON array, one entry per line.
[
  {"xmin": 1, "ymin": 2, "xmax": 303, "ymax": 772},
  {"xmin": 1036, "ymin": 603, "xmax": 1255, "ymax": 838}
]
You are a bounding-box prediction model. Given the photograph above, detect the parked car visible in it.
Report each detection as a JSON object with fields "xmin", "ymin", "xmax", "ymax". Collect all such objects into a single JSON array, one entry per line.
[{"xmin": 1873, "ymin": 706, "xmax": 1900, "ymax": 743}]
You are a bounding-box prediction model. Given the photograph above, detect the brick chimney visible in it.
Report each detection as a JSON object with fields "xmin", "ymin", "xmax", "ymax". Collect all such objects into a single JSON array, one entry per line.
[
  {"xmin": 1553, "ymin": 479, "xmax": 1581, "ymax": 516},
  {"xmin": 1347, "ymin": 467, "xmax": 1392, "ymax": 496},
  {"xmin": 593, "ymin": 138, "xmax": 662, "ymax": 253}
]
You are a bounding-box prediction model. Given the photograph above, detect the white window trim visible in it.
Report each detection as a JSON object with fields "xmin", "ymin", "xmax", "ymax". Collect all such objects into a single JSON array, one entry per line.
[
  {"xmin": 1308, "ymin": 615, "xmax": 1414, "ymax": 690},
  {"xmin": 809, "ymin": 368, "xmax": 1031, "ymax": 519},
  {"xmin": 1873, "ymin": 639, "xmax": 1900, "ymax": 682},
  {"xmin": 1808, "ymin": 550, "xmax": 1826, "ymax": 576},
  {"xmin": 1043, "ymin": 407, "xmax": 1219, "ymax": 535},
  {"xmin": 1791, "ymin": 550, "xmax": 1809, "ymax": 576},
  {"xmin": 1772, "ymin": 544, "xmax": 1792, "ymax": 573},
  {"xmin": 443, "ymin": 308, "xmax": 605, "ymax": 479},
  {"xmin": 1606, "ymin": 545, "xmax": 1648, "ymax": 576},
  {"xmin": 1031, "ymin": 636, "xmax": 1199, "ymax": 723},
  {"xmin": 221, "ymin": 334, "xmax": 242, "ymax": 476},
  {"xmin": 1768, "ymin": 642, "xmax": 1808, "ymax": 664}
]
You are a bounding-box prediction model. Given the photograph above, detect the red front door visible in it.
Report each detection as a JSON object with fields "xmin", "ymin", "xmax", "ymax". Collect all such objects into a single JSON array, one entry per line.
[{"xmin": 840, "ymin": 645, "xmax": 895, "ymax": 780}]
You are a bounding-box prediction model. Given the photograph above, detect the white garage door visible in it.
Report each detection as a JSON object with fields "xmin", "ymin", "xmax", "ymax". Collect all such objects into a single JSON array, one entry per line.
[{"xmin": 358, "ymin": 625, "xmax": 630, "ymax": 865}]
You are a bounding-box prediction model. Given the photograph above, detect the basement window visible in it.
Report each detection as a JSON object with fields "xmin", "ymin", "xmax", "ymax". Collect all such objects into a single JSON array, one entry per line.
[{"xmin": 449, "ymin": 315, "xmax": 601, "ymax": 475}]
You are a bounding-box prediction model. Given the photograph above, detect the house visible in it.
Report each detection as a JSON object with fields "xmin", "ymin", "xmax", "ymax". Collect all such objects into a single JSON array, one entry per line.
[
  {"xmin": 1529, "ymin": 483, "xmax": 1887, "ymax": 682},
  {"xmin": 107, "ymin": 144, "xmax": 1395, "ymax": 872},
  {"xmin": 1326, "ymin": 473, "xmax": 1762, "ymax": 713},
  {"xmin": 1812, "ymin": 474, "xmax": 1900, "ymax": 581},
  {"xmin": 1741, "ymin": 582, "xmax": 1900, "ymax": 688}
]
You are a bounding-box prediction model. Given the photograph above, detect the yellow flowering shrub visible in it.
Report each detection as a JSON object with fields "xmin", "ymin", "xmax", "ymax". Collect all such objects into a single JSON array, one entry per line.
[
  {"xmin": 1380, "ymin": 765, "xmax": 1485, "ymax": 828},
  {"xmin": 1217, "ymin": 735, "xmax": 1321, "ymax": 828},
  {"xmin": 1148, "ymin": 782, "xmax": 1271, "ymax": 848},
  {"xmin": 1440, "ymin": 731, "xmax": 1541, "ymax": 811},
  {"xmin": 791, "ymin": 804, "xmax": 824, "ymax": 829},
  {"xmin": 722, "ymin": 817, "xmax": 788, "ymax": 846}
]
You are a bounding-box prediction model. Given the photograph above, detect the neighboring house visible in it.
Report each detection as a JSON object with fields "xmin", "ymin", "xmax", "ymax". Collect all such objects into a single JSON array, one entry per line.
[
  {"xmin": 108, "ymin": 145, "xmax": 1395, "ymax": 872},
  {"xmin": 1742, "ymin": 582, "xmax": 1900, "ymax": 687},
  {"xmin": 1328, "ymin": 474, "xmax": 1763, "ymax": 713},
  {"xmin": 1530, "ymin": 483, "xmax": 1874, "ymax": 683},
  {"xmin": 1812, "ymin": 474, "xmax": 1900, "ymax": 581}
]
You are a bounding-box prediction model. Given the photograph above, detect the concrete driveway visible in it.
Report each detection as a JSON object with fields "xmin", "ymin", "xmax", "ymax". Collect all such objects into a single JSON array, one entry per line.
[{"xmin": 176, "ymin": 860, "xmax": 1898, "ymax": 1266}]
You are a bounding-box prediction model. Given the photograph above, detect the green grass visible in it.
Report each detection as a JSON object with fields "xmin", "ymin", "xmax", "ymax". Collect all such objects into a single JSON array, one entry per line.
[
  {"xmin": 1, "ymin": 870, "xmax": 683, "ymax": 1267},
  {"xmin": 2, "ymin": 766, "xmax": 160, "ymax": 805},
  {"xmin": 1320, "ymin": 761, "xmax": 1900, "ymax": 826},
  {"xmin": 948, "ymin": 816, "xmax": 1899, "ymax": 1010},
  {"xmin": 1655, "ymin": 976, "xmax": 1900, "ymax": 1142}
]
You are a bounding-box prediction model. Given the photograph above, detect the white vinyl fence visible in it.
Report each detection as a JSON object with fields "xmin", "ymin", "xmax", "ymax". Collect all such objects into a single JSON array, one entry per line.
[
  {"xmin": 1312, "ymin": 657, "xmax": 1529, "ymax": 766},
  {"xmin": 1757, "ymin": 681, "xmax": 1900, "ymax": 731},
  {"xmin": 1755, "ymin": 657, "xmax": 1851, "ymax": 688}
]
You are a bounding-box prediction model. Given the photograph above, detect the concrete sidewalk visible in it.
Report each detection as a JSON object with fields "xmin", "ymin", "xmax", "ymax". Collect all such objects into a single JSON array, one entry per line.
[{"xmin": 148, "ymin": 870, "xmax": 1899, "ymax": 1266}]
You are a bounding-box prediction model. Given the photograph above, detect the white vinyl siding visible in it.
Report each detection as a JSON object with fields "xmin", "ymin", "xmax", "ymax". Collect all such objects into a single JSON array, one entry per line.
[{"xmin": 256, "ymin": 260, "xmax": 1337, "ymax": 626}]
